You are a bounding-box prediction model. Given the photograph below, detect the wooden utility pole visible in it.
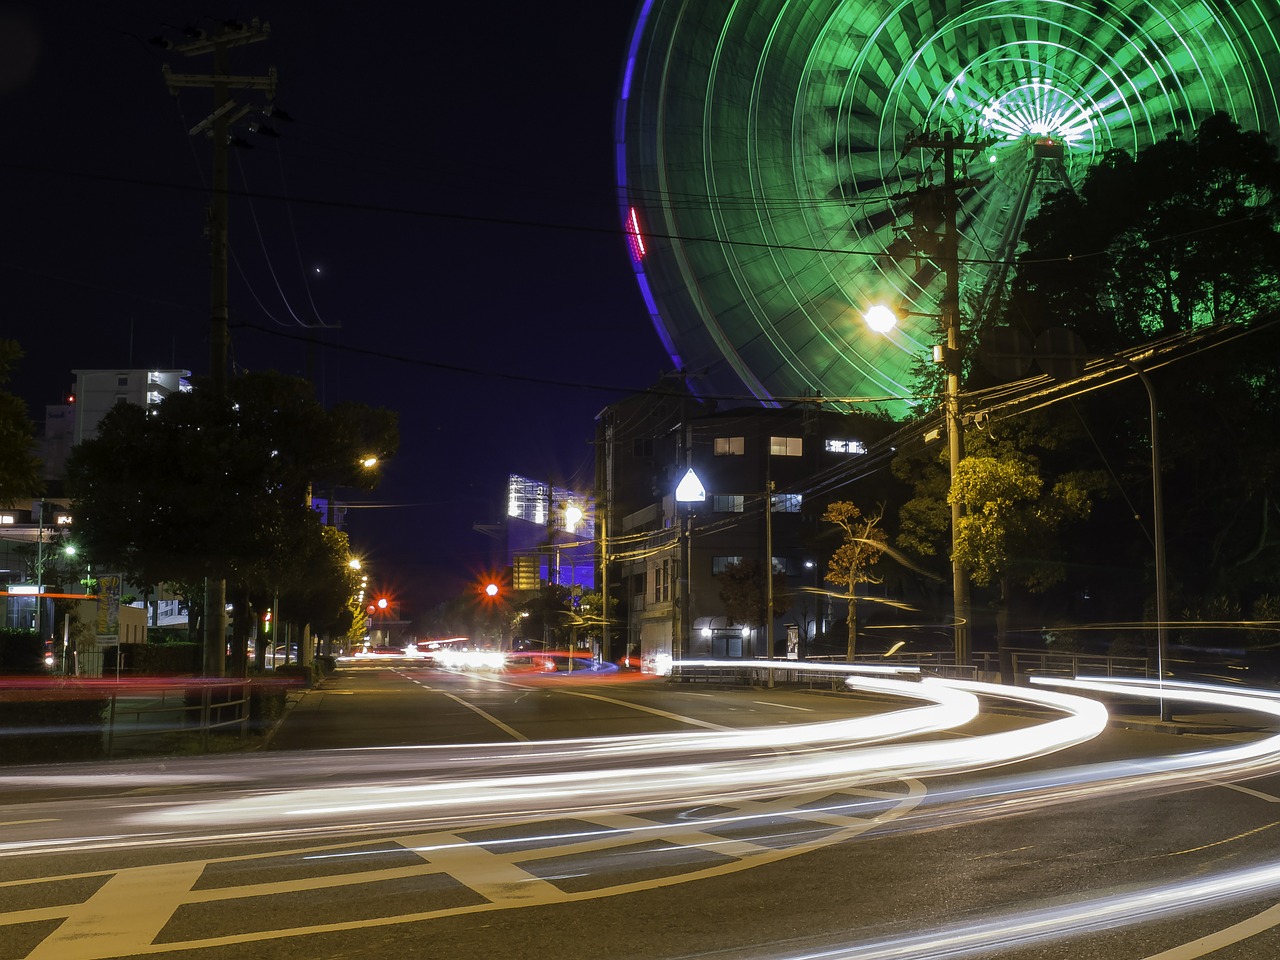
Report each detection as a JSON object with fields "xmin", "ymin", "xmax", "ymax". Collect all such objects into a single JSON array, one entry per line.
[
  {"xmin": 162, "ymin": 19, "xmax": 275, "ymax": 676},
  {"xmin": 903, "ymin": 128, "xmax": 992, "ymax": 667}
]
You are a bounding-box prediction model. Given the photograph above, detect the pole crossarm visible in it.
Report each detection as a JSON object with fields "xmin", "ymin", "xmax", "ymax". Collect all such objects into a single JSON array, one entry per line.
[{"xmin": 162, "ymin": 66, "xmax": 278, "ymax": 94}]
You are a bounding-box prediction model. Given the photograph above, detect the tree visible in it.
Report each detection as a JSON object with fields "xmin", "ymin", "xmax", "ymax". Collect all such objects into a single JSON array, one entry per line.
[
  {"xmin": 950, "ymin": 455, "xmax": 1098, "ymax": 680},
  {"xmin": 989, "ymin": 115, "xmax": 1280, "ymax": 639},
  {"xmin": 823, "ymin": 502, "xmax": 888, "ymax": 662},
  {"xmin": 0, "ymin": 341, "xmax": 41, "ymax": 506},
  {"xmin": 65, "ymin": 371, "xmax": 398, "ymax": 670},
  {"xmin": 714, "ymin": 560, "xmax": 789, "ymax": 656},
  {"xmin": 1010, "ymin": 113, "xmax": 1280, "ymax": 351}
]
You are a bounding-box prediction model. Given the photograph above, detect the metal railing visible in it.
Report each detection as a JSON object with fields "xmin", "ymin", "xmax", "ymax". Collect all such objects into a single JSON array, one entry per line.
[
  {"xmin": 105, "ymin": 681, "xmax": 251, "ymax": 757},
  {"xmin": 668, "ymin": 650, "xmax": 1148, "ymax": 690}
]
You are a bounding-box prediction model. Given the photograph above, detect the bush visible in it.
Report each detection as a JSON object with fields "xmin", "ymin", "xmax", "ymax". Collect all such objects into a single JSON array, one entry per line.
[
  {"xmin": 0, "ymin": 628, "xmax": 44, "ymax": 675},
  {"xmin": 0, "ymin": 683, "xmax": 108, "ymax": 764},
  {"xmin": 248, "ymin": 678, "xmax": 290, "ymax": 731},
  {"xmin": 114, "ymin": 641, "xmax": 201, "ymax": 675}
]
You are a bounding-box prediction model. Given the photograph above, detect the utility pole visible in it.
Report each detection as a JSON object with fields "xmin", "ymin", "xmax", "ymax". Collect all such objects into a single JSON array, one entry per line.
[
  {"xmin": 765, "ymin": 479, "xmax": 775, "ymax": 687},
  {"xmin": 161, "ymin": 19, "xmax": 275, "ymax": 676},
  {"xmin": 903, "ymin": 128, "xmax": 992, "ymax": 668}
]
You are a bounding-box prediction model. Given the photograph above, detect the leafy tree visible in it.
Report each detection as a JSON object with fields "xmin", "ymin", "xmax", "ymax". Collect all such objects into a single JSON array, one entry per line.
[
  {"xmin": 1010, "ymin": 113, "xmax": 1280, "ymax": 350},
  {"xmin": 714, "ymin": 560, "xmax": 789, "ymax": 655},
  {"xmin": 950, "ymin": 455, "xmax": 1098, "ymax": 679},
  {"xmin": 514, "ymin": 583, "xmax": 574, "ymax": 649},
  {"xmin": 984, "ymin": 115, "xmax": 1280, "ymax": 635},
  {"xmin": 823, "ymin": 502, "xmax": 888, "ymax": 661},
  {"xmin": 0, "ymin": 341, "xmax": 41, "ymax": 505},
  {"xmin": 565, "ymin": 587, "xmax": 618, "ymax": 657},
  {"xmin": 65, "ymin": 371, "xmax": 397, "ymax": 672}
]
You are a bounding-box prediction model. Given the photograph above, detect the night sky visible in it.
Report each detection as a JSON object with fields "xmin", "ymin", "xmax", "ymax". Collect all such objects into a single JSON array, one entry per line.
[{"xmin": 0, "ymin": 3, "xmax": 674, "ymax": 612}]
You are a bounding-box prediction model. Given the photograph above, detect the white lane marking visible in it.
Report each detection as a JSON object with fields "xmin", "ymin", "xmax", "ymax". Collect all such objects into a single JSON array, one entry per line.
[
  {"xmin": 752, "ymin": 700, "xmax": 813, "ymax": 712},
  {"xmin": 1217, "ymin": 781, "xmax": 1280, "ymax": 802},
  {"xmin": 419, "ymin": 687, "xmax": 529, "ymax": 742},
  {"xmin": 472, "ymin": 674, "xmax": 733, "ymax": 731},
  {"xmin": 0, "ymin": 818, "xmax": 57, "ymax": 826},
  {"xmin": 1141, "ymin": 900, "xmax": 1280, "ymax": 958},
  {"xmin": 558, "ymin": 689, "xmax": 732, "ymax": 731}
]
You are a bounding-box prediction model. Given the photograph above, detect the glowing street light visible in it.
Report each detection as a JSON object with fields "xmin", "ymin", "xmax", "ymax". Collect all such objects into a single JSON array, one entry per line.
[{"xmin": 864, "ymin": 303, "xmax": 897, "ymax": 333}]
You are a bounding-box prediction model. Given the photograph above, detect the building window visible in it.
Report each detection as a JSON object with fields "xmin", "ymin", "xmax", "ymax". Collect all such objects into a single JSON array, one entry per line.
[
  {"xmin": 770, "ymin": 436, "xmax": 802, "ymax": 456},
  {"xmin": 0, "ymin": 515, "xmax": 13, "ymax": 524},
  {"xmin": 116, "ymin": 375, "xmax": 128, "ymax": 387},
  {"xmin": 655, "ymin": 559, "xmax": 670, "ymax": 603},
  {"xmin": 712, "ymin": 555, "xmax": 744, "ymax": 574},
  {"xmin": 770, "ymin": 493, "xmax": 802, "ymax": 513},
  {"xmin": 712, "ymin": 495, "xmax": 744, "ymax": 513},
  {"xmin": 826, "ymin": 438, "xmax": 867, "ymax": 455},
  {"xmin": 632, "ymin": 438, "xmax": 653, "ymax": 457},
  {"xmin": 771, "ymin": 557, "xmax": 791, "ymax": 574},
  {"xmin": 714, "ymin": 436, "xmax": 745, "ymax": 456}
]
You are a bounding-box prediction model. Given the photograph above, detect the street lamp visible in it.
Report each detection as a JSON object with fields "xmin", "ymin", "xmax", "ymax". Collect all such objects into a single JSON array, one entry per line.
[
  {"xmin": 675, "ymin": 467, "xmax": 706, "ymax": 663},
  {"xmin": 804, "ymin": 559, "xmax": 821, "ymax": 650},
  {"xmin": 865, "ymin": 301, "xmax": 970, "ymax": 667}
]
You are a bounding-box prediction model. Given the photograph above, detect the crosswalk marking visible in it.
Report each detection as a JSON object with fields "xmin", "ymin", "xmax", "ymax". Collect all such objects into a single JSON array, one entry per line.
[
  {"xmin": 399, "ymin": 832, "xmax": 565, "ymax": 903},
  {"xmin": 26, "ymin": 859, "xmax": 206, "ymax": 960}
]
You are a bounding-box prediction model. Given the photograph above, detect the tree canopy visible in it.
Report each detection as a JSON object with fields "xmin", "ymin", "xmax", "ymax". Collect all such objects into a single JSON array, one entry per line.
[
  {"xmin": 822, "ymin": 501, "xmax": 888, "ymax": 661},
  {"xmin": 1010, "ymin": 113, "xmax": 1280, "ymax": 350},
  {"xmin": 65, "ymin": 371, "xmax": 398, "ymax": 656},
  {"xmin": 0, "ymin": 341, "xmax": 41, "ymax": 506},
  {"xmin": 906, "ymin": 113, "xmax": 1280, "ymax": 654}
]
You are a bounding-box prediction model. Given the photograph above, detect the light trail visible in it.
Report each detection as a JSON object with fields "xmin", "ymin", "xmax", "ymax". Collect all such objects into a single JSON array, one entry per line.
[
  {"xmin": 139, "ymin": 675, "xmax": 1104, "ymax": 831},
  {"xmin": 4, "ymin": 673, "xmax": 1280, "ymax": 958},
  {"xmin": 763, "ymin": 859, "xmax": 1280, "ymax": 960},
  {"xmin": 750, "ymin": 676, "xmax": 1280, "ymax": 960}
]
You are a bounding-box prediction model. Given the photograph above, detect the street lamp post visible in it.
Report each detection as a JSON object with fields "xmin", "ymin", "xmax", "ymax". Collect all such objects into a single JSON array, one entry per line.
[
  {"xmin": 563, "ymin": 503, "xmax": 584, "ymax": 672},
  {"xmin": 865, "ymin": 302, "xmax": 970, "ymax": 667},
  {"xmin": 675, "ymin": 468, "xmax": 706, "ymax": 664}
]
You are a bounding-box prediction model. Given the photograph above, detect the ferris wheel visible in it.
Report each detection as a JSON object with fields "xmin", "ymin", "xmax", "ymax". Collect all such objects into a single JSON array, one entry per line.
[{"xmin": 616, "ymin": 0, "xmax": 1280, "ymax": 416}]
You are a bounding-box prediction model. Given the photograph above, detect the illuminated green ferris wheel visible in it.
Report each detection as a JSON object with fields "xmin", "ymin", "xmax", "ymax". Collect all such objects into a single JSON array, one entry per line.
[{"xmin": 616, "ymin": 0, "xmax": 1280, "ymax": 416}]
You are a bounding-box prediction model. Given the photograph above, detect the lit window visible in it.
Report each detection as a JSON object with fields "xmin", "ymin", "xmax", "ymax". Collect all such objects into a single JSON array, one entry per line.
[
  {"xmin": 770, "ymin": 436, "xmax": 802, "ymax": 456},
  {"xmin": 712, "ymin": 556, "xmax": 744, "ymax": 574},
  {"xmin": 712, "ymin": 495, "xmax": 744, "ymax": 513},
  {"xmin": 826, "ymin": 438, "xmax": 867, "ymax": 455},
  {"xmin": 0, "ymin": 515, "xmax": 13, "ymax": 524},
  {"xmin": 714, "ymin": 436, "xmax": 745, "ymax": 456},
  {"xmin": 771, "ymin": 493, "xmax": 802, "ymax": 513},
  {"xmin": 56, "ymin": 515, "xmax": 73, "ymax": 525}
]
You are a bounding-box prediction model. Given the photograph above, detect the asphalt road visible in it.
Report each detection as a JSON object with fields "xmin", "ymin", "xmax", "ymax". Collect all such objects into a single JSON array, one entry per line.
[{"xmin": 4, "ymin": 664, "xmax": 1280, "ymax": 960}]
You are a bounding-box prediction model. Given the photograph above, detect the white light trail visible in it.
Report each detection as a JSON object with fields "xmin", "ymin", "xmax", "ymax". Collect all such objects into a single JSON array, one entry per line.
[{"xmin": 141, "ymin": 675, "xmax": 1104, "ymax": 829}]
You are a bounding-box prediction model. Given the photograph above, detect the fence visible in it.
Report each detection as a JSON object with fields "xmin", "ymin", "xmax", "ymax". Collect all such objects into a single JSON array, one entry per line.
[
  {"xmin": 104, "ymin": 680, "xmax": 251, "ymax": 758},
  {"xmin": 669, "ymin": 649, "xmax": 1149, "ymax": 689}
]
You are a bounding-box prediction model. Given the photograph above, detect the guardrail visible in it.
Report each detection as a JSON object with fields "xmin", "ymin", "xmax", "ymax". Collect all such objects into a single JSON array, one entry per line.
[
  {"xmin": 105, "ymin": 681, "xmax": 251, "ymax": 758},
  {"xmin": 668, "ymin": 650, "xmax": 1147, "ymax": 689}
]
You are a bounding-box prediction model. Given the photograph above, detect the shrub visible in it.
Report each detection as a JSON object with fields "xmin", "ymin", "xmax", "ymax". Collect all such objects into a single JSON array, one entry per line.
[
  {"xmin": 0, "ymin": 628, "xmax": 44, "ymax": 675},
  {"xmin": 0, "ymin": 683, "xmax": 108, "ymax": 764}
]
